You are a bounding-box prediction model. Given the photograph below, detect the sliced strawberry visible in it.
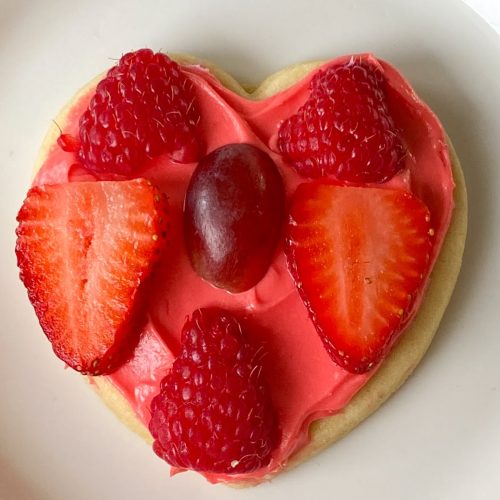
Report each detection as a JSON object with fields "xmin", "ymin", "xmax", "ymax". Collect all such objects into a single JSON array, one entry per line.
[
  {"xmin": 16, "ymin": 179, "xmax": 168, "ymax": 375},
  {"xmin": 286, "ymin": 183, "xmax": 432, "ymax": 373}
]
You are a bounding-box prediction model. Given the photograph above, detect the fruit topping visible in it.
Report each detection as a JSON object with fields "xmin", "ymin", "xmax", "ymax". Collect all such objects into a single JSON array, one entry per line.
[
  {"xmin": 70, "ymin": 49, "xmax": 202, "ymax": 175},
  {"xmin": 149, "ymin": 308, "xmax": 280, "ymax": 474},
  {"xmin": 57, "ymin": 133, "xmax": 80, "ymax": 153},
  {"xmin": 286, "ymin": 183, "xmax": 432, "ymax": 373},
  {"xmin": 184, "ymin": 143, "xmax": 285, "ymax": 293},
  {"xmin": 15, "ymin": 178, "xmax": 168, "ymax": 375},
  {"xmin": 278, "ymin": 58, "xmax": 405, "ymax": 183}
]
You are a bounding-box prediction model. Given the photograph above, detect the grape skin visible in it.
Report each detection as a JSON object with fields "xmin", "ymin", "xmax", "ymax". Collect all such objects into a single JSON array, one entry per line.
[{"xmin": 184, "ymin": 143, "xmax": 285, "ymax": 293}]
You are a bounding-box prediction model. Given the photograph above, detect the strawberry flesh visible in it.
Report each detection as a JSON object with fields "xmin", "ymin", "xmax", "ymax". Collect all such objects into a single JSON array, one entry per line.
[
  {"xmin": 286, "ymin": 182, "xmax": 432, "ymax": 373},
  {"xmin": 16, "ymin": 179, "xmax": 168, "ymax": 375}
]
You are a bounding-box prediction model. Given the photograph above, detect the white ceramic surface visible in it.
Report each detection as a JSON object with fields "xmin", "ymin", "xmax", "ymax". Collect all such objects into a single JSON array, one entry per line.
[{"xmin": 1, "ymin": 0, "xmax": 499, "ymax": 499}]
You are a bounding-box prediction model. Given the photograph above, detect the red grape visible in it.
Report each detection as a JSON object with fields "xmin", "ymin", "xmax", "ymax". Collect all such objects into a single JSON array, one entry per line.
[{"xmin": 184, "ymin": 143, "xmax": 285, "ymax": 293}]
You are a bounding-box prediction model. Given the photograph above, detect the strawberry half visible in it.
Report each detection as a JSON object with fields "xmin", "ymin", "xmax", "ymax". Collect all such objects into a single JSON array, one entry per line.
[
  {"xmin": 16, "ymin": 178, "xmax": 168, "ymax": 375},
  {"xmin": 286, "ymin": 183, "xmax": 432, "ymax": 374}
]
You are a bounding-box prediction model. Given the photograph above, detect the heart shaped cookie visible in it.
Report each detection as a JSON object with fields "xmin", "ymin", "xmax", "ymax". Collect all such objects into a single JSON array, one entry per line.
[{"xmin": 17, "ymin": 50, "xmax": 467, "ymax": 486}]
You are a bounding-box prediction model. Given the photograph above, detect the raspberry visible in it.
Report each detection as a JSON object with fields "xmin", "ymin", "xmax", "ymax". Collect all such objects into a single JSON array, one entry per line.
[
  {"xmin": 149, "ymin": 308, "xmax": 280, "ymax": 474},
  {"xmin": 75, "ymin": 48, "xmax": 202, "ymax": 175},
  {"xmin": 277, "ymin": 58, "xmax": 405, "ymax": 183}
]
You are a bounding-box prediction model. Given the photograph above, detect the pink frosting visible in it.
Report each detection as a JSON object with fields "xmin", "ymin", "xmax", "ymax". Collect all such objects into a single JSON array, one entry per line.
[{"xmin": 34, "ymin": 54, "xmax": 455, "ymax": 484}]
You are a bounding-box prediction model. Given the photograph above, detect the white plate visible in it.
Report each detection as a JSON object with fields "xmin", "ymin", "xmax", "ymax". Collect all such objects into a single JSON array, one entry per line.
[{"xmin": 1, "ymin": 0, "xmax": 499, "ymax": 498}]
